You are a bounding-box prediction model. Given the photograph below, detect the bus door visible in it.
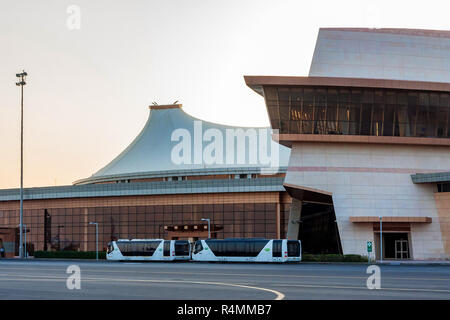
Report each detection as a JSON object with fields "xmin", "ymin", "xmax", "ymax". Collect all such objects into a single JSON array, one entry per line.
[
  {"xmin": 287, "ymin": 240, "xmax": 300, "ymax": 258},
  {"xmin": 272, "ymin": 240, "xmax": 282, "ymax": 261},
  {"xmin": 163, "ymin": 240, "xmax": 171, "ymax": 257},
  {"xmin": 174, "ymin": 241, "xmax": 190, "ymax": 257}
]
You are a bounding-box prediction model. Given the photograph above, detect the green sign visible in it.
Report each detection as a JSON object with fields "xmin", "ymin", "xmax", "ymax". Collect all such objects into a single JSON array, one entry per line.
[{"xmin": 367, "ymin": 241, "xmax": 373, "ymax": 253}]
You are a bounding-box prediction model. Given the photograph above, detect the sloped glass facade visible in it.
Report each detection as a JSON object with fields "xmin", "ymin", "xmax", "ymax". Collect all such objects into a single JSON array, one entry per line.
[{"xmin": 264, "ymin": 86, "xmax": 450, "ymax": 138}]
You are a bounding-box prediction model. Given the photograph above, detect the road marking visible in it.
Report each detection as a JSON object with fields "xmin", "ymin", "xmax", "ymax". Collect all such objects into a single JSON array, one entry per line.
[
  {"xmin": 1, "ymin": 273, "xmax": 449, "ymax": 296},
  {"xmin": 2, "ymin": 275, "xmax": 449, "ymax": 295},
  {"xmin": 0, "ymin": 266, "xmax": 449, "ymax": 282},
  {"xmin": 279, "ymin": 283, "xmax": 450, "ymax": 293},
  {"xmin": 0, "ymin": 275, "xmax": 285, "ymax": 300}
]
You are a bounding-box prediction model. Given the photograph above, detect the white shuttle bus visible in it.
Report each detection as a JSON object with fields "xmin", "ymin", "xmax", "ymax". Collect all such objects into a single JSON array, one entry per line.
[
  {"xmin": 107, "ymin": 239, "xmax": 191, "ymax": 261},
  {"xmin": 191, "ymin": 239, "xmax": 301, "ymax": 263}
]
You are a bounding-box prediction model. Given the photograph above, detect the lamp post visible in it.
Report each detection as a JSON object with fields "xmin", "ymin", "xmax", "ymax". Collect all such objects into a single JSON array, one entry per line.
[
  {"xmin": 56, "ymin": 225, "xmax": 65, "ymax": 251},
  {"xmin": 16, "ymin": 70, "xmax": 27, "ymax": 259},
  {"xmin": 201, "ymin": 218, "xmax": 211, "ymax": 239},
  {"xmin": 24, "ymin": 224, "xmax": 27, "ymax": 259},
  {"xmin": 379, "ymin": 216, "xmax": 383, "ymax": 263},
  {"xmin": 89, "ymin": 222, "xmax": 99, "ymax": 260}
]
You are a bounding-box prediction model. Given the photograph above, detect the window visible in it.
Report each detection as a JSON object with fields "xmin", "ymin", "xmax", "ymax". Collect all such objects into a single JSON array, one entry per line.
[
  {"xmin": 194, "ymin": 241, "xmax": 203, "ymax": 254},
  {"xmin": 107, "ymin": 242, "xmax": 114, "ymax": 254},
  {"xmin": 117, "ymin": 240, "xmax": 162, "ymax": 256},
  {"xmin": 163, "ymin": 240, "xmax": 170, "ymax": 256},
  {"xmin": 175, "ymin": 241, "xmax": 190, "ymax": 256},
  {"xmin": 437, "ymin": 183, "xmax": 450, "ymax": 193},
  {"xmin": 287, "ymin": 240, "xmax": 300, "ymax": 257},
  {"xmin": 205, "ymin": 240, "xmax": 269, "ymax": 257},
  {"xmin": 266, "ymin": 86, "xmax": 450, "ymax": 139},
  {"xmin": 272, "ymin": 240, "xmax": 282, "ymax": 257}
]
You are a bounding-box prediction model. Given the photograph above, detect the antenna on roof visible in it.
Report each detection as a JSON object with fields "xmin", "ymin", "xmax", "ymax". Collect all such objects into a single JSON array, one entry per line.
[
  {"xmin": 151, "ymin": 101, "xmax": 159, "ymax": 106},
  {"xmin": 173, "ymin": 100, "xmax": 179, "ymax": 104}
]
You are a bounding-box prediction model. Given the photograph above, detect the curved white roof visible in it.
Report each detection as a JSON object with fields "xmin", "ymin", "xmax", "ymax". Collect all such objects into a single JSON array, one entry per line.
[{"xmin": 75, "ymin": 105, "xmax": 290, "ymax": 184}]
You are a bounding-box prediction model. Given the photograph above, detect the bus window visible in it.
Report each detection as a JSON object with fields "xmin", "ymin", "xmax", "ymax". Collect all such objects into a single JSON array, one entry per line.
[
  {"xmin": 287, "ymin": 240, "xmax": 300, "ymax": 257},
  {"xmin": 272, "ymin": 240, "xmax": 282, "ymax": 257},
  {"xmin": 107, "ymin": 242, "xmax": 114, "ymax": 254},
  {"xmin": 144, "ymin": 241, "xmax": 161, "ymax": 255},
  {"xmin": 163, "ymin": 241, "xmax": 171, "ymax": 256},
  {"xmin": 194, "ymin": 241, "xmax": 203, "ymax": 254},
  {"xmin": 253, "ymin": 240, "xmax": 269, "ymax": 256},
  {"xmin": 175, "ymin": 241, "xmax": 190, "ymax": 256},
  {"xmin": 205, "ymin": 240, "xmax": 269, "ymax": 257}
]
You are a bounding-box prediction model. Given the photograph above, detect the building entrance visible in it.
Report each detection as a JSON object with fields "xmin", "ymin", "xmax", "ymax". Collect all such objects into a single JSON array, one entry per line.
[{"xmin": 377, "ymin": 232, "xmax": 411, "ymax": 260}]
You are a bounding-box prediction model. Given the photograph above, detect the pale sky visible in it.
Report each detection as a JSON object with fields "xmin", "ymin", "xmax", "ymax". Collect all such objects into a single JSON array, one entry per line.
[{"xmin": 1, "ymin": 0, "xmax": 449, "ymax": 189}]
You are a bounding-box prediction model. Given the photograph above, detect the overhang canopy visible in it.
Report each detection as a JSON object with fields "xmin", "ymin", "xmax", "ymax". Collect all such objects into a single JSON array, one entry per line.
[
  {"xmin": 244, "ymin": 76, "xmax": 450, "ymax": 95},
  {"xmin": 411, "ymin": 172, "xmax": 450, "ymax": 184},
  {"xmin": 283, "ymin": 183, "xmax": 333, "ymax": 205},
  {"xmin": 350, "ymin": 216, "xmax": 432, "ymax": 223}
]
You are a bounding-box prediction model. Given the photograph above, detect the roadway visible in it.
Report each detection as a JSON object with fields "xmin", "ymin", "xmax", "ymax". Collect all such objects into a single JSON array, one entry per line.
[{"xmin": 0, "ymin": 260, "xmax": 449, "ymax": 299}]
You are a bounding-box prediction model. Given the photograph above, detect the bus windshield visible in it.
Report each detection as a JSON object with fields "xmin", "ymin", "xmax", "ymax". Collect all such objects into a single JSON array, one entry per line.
[{"xmin": 193, "ymin": 241, "xmax": 203, "ymax": 254}]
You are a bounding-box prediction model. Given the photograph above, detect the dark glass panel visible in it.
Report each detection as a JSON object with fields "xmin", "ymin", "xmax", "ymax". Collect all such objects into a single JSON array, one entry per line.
[
  {"xmin": 163, "ymin": 240, "xmax": 170, "ymax": 256},
  {"xmin": 303, "ymin": 88, "xmax": 315, "ymax": 102},
  {"xmin": 290, "ymin": 88, "xmax": 303, "ymax": 133},
  {"xmin": 117, "ymin": 240, "xmax": 162, "ymax": 256},
  {"xmin": 205, "ymin": 239, "xmax": 269, "ymax": 257},
  {"xmin": 280, "ymin": 120, "xmax": 289, "ymax": 134},
  {"xmin": 348, "ymin": 104, "xmax": 361, "ymax": 135},
  {"xmin": 384, "ymin": 105, "xmax": 395, "ymax": 136},
  {"xmin": 272, "ymin": 240, "xmax": 282, "ymax": 257},
  {"xmin": 314, "ymin": 89, "xmax": 327, "ymax": 134},
  {"xmin": 278, "ymin": 88, "xmax": 290, "ymax": 128},
  {"xmin": 287, "ymin": 240, "xmax": 300, "ymax": 257}
]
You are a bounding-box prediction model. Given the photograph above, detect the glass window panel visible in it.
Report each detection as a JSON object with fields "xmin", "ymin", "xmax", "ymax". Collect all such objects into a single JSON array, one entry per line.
[
  {"xmin": 301, "ymin": 103, "xmax": 314, "ymax": 134},
  {"xmin": 303, "ymin": 88, "xmax": 314, "ymax": 102},
  {"xmin": 326, "ymin": 107, "xmax": 338, "ymax": 134},
  {"xmin": 314, "ymin": 104, "xmax": 327, "ymax": 134},
  {"xmin": 360, "ymin": 103, "xmax": 372, "ymax": 135},
  {"xmin": 349, "ymin": 104, "xmax": 361, "ymax": 135},
  {"xmin": 383, "ymin": 104, "xmax": 395, "ymax": 136},
  {"xmin": 372, "ymin": 102, "xmax": 384, "ymax": 136}
]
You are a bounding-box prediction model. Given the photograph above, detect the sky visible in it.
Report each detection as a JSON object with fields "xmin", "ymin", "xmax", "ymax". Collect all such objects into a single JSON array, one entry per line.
[{"xmin": 1, "ymin": 0, "xmax": 449, "ymax": 189}]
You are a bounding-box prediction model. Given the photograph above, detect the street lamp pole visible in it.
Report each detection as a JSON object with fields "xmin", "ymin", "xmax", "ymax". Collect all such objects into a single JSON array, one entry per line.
[
  {"xmin": 16, "ymin": 70, "xmax": 27, "ymax": 259},
  {"xmin": 201, "ymin": 218, "xmax": 211, "ymax": 239},
  {"xmin": 379, "ymin": 216, "xmax": 383, "ymax": 263},
  {"xmin": 90, "ymin": 222, "xmax": 99, "ymax": 260},
  {"xmin": 24, "ymin": 224, "xmax": 27, "ymax": 259}
]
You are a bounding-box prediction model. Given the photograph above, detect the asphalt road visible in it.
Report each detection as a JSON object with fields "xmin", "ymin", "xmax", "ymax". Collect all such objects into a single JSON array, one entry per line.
[{"xmin": 0, "ymin": 260, "xmax": 449, "ymax": 300}]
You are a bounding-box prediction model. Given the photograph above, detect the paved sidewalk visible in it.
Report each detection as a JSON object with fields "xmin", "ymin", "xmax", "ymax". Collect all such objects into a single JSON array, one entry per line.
[{"xmin": 377, "ymin": 260, "xmax": 450, "ymax": 266}]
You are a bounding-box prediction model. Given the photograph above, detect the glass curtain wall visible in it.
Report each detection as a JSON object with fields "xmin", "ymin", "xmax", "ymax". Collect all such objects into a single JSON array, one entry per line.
[
  {"xmin": 264, "ymin": 86, "xmax": 450, "ymax": 138},
  {"xmin": 0, "ymin": 202, "xmax": 285, "ymax": 253}
]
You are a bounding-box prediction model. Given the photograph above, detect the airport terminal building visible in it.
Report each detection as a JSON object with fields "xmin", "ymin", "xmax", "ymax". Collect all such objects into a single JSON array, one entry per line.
[
  {"xmin": 0, "ymin": 104, "xmax": 292, "ymax": 257},
  {"xmin": 1, "ymin": 28, "xmax": 449, "ymax": 260},
  {"xmin": 245, "ymin": 28, "xmax": 450, "ymax": 260}
]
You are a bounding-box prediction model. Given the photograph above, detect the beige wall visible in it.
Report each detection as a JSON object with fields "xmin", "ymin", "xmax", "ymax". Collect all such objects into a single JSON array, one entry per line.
[
  {"xmin": 285, "ymin": 142, "xmax": 450, "ymax": 260},
  {"xmin": 435, "ymin": 192, "xmax": 450, "ymax": 258}
]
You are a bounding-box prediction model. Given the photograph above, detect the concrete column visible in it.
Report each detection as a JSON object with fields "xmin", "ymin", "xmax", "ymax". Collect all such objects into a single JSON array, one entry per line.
[
  {"xmin": 276, "ymin": 203, "xmax": 281, "ymax": 239},
  {"xmin": 83, "ymin": 208, "xmax": 88, "ymax": 251},
  {"xmin": 287, "ymin": 198, "xmax": 302, "ymax": 240}
]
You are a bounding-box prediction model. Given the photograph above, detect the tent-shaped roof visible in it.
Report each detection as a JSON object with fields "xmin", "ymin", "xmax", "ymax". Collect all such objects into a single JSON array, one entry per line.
[{"xmin": 74, "ymin": 104, "xmax": 290, "ymax": 185}]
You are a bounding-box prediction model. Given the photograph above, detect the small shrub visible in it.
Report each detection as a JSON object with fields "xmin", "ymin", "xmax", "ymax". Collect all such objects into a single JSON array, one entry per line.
[
  {"xmin": 302, "ymin": 253, "xmax": 367, "ymax": 262},
  {"xmin": 34, "ymin": 251, "xmax": 106, "ymax": 260},
  {"xmin": 344, "ymin": 254, "xmax": 368, "ymax": 262}
]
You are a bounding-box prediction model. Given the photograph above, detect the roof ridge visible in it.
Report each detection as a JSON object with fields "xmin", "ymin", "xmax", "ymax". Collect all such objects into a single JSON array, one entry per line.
[{"xmin": 320, "ymin": 28, "xmax": 450, "ymax": 39}]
